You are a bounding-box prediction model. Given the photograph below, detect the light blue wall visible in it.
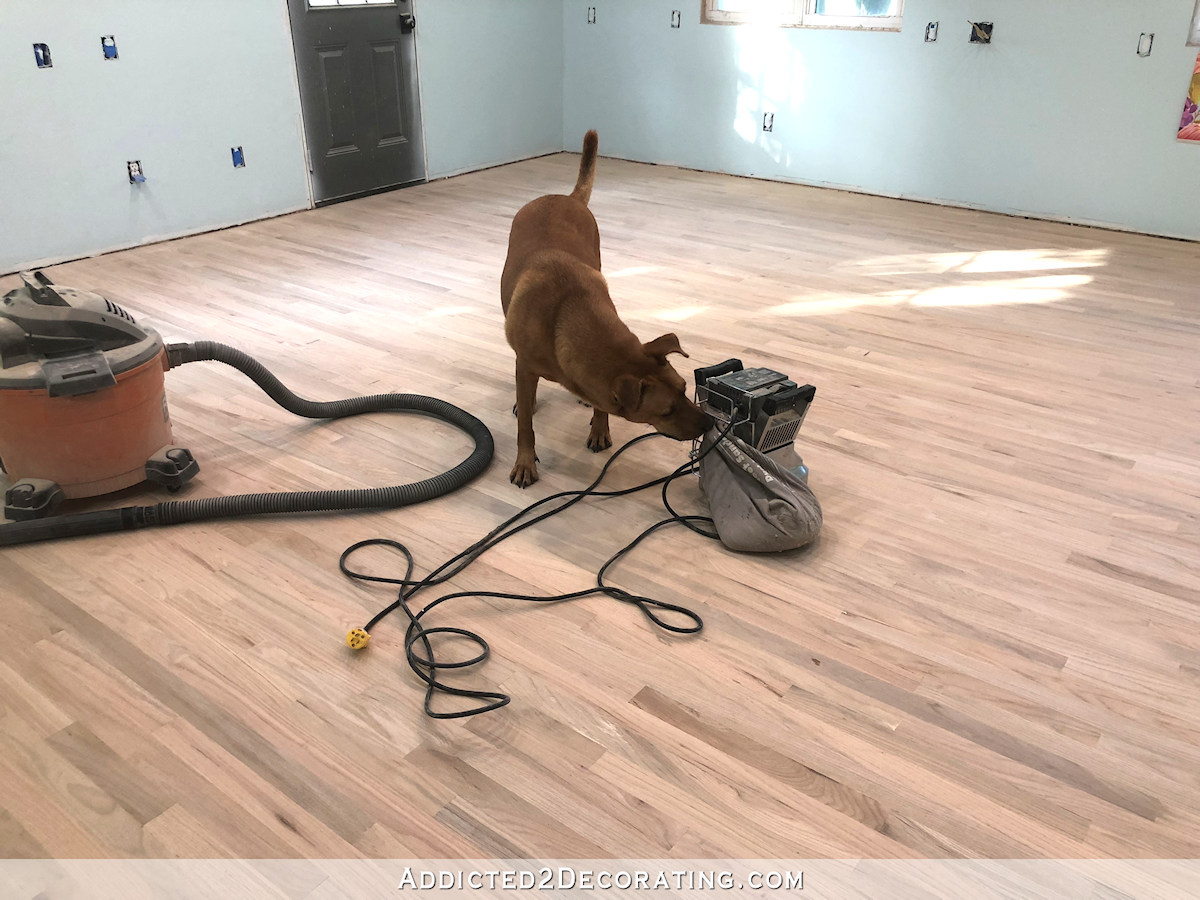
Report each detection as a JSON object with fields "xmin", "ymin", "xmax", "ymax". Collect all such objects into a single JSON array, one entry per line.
[
  {"xmin": 0, "ymin": 1, "xmax": 312, "ymax": 275},
  {"xmin": 415, "ymin": 0, "xmax": 564, "ymax": 179},
  {"xmin": 5, "ymin": 0, "xmax": 1193, "ymax": 275},
  {"xmin": 564, "ymin": 0, "xmax": 1200, "ymax": 240}
]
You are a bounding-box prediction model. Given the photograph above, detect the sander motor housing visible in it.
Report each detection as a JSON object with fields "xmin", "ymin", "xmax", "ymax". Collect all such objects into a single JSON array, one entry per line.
[{"xmin": 693, "ymin": 359, "xmax": 816, "ymax": 479}]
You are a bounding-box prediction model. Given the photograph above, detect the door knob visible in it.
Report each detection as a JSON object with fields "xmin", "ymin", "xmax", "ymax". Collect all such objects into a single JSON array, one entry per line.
[{"xmin": 399, "ymin": 14, "xmax": 416, "ymax": 34}]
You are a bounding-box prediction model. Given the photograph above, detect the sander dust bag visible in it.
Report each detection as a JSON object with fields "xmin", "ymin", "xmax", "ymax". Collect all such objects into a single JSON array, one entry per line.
[{"xmin": 698, "ymin": 431, "xmax": 822, "ymax": 553}]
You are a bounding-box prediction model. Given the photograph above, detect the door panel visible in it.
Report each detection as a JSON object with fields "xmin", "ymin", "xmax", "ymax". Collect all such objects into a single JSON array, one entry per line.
[
  {"xmin": 317, "ymin": 46, "xmax": 358, "ymax": 153},
  {"xmin": 287, "ymin": 0, "xmax": 425, "ymax": 204},
  {"xmin": 369, "ymin": 42, "xmax": 407, "ymax": 144}
]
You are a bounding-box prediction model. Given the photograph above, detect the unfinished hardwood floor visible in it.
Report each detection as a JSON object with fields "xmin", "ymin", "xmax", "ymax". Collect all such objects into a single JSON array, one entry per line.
[{"xmin": 1, "ymin": 153, "xmax": 1197, "ymax": 859}]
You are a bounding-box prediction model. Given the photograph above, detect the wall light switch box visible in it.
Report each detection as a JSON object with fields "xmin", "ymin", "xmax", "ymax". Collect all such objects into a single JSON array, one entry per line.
[
  {"xmin": 671, "ymin": 10, "xmax": 681, "ymax": 28},
  {"xmin": 33, "ymin": 43, "xmax": 52, "ymax": 68},
  {"xmin": 587, "ymin": 7, "xmax": 596, "ymax": 24},
  {"xmin": 763, "ymin": 112, "xmax": 774, "ymax": 133},
  {"xmin": 231, "ymin": 147, "xmax": 246, "ymax": 168},
  {"xmin": 101, "ymin": 36, "xmax": 118, "ymax": 59},
  {"xmin": 1137, "ymin": 33, "xmax": 1153, "ymax": 57},
  {"xmin": 925, "ymin": 22, "xmax": 938, "ymax": 42},
  {"xmin": 127, "ymin": 161, "xmax": 146, "ymax": 184}
]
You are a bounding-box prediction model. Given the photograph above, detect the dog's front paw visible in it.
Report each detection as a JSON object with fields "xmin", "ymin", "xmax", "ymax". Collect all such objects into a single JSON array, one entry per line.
[
  {"xmin": 586, "ymin": 426, "xmax": 612, "ymax": 452},
  {"xmin": 509, "ymin": 455, "xmax": 539, "ymax": 488}
]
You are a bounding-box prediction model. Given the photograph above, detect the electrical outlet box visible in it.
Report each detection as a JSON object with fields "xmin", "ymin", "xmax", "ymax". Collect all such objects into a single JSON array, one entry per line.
[
  {"xmin": 1137, "ymin": 33, "xmax": 1153, "ymax": 57},
  {"xmin": 127, "ymin": 161, "xmax": 146, "ymax": 184},
  {"xmin": 671, "ymin": 10, "xmax": 681, "ymax": 28},
  {"xmin": 763, "ymin": 112, "xmax": 774, "ymax": 133},
  {"xmin": 925, "ymin": 22, "xmax": 938, "ymax": 42},
  {"xmin": 33, "ymin": 43, "xmax": 52, "ymax": 68},
  {"xmin": 969, "ymin": 22, "xmax": 993, "ymax": 44},
  {"xmin": 231, "ymin": 147, "xmax": 246, "ymax": 168},
  {"xmin": 101, "ymin": 35, "xmax": 118, "ymax": 60},
  {"xmin": 587, "ymin": 7, "xmax": 596, "ymax": 24}
]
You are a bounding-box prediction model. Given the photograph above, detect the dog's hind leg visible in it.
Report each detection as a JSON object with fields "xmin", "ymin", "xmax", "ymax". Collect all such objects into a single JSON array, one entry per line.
[
  {"xmin": 586, "ymin": 408, "xmax": 612, "ymax": 452},
  {"xmin": 510, "ymin": 364, "xmax": 541, "ymax": 487}
]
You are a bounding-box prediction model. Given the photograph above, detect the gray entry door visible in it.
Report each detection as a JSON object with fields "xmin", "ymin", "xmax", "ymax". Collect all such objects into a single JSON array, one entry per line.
[{"xmin": 286, "ymin": 0, "xmax": 425, "ymax": 204}]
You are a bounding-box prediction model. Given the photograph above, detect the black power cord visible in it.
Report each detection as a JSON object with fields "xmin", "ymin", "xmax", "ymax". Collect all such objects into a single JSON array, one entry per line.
[{"xmin": 339, "ymin": 423, "xmax": 732, "ymax": 719}]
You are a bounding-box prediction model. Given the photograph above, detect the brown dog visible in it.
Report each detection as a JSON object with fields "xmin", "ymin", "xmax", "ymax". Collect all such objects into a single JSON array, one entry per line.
[{"xmin": 500, "ymin": 130, "xmax": 710, "ymax": 487}]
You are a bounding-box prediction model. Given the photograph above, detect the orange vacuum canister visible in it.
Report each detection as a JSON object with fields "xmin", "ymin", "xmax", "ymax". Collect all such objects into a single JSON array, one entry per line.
[{"xmin": 0, "ymin": 271, "xmax": 198, "ymax": 520}]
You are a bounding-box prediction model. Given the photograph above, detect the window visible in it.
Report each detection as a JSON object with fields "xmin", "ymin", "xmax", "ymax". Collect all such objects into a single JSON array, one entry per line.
[
  {"xmin": 701, "ymin": 0, "xmax": 904, "ymax": 31},
  {"xmin": 308, "ymin": 0, "xmax": 394, "ymax": 7},
  {"xmin": 1190, "ymin": 0, "xmax": 1200, "ymax": 46}
]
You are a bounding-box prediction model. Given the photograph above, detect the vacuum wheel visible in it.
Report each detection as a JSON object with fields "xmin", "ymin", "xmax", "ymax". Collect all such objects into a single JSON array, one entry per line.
[
  {"xmin": 4, "ymin": 479, "xmax": 65, "ymax": 521},
  {"xmin": 144, "ymin": 446, "xmax": 200, "ymax": 492}
]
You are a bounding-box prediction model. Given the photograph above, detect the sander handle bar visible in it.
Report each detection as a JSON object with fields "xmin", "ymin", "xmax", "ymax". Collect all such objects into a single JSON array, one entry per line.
[{"xmin": 692, "ymin": 358, "xmax": 743, "ymax": 387}]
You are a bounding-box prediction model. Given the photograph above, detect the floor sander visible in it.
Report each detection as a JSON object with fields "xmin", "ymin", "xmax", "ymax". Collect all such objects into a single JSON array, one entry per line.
[
  {"xmin": 0, "ymin": 271, "xmax": 494, "ymax": 546},
  {"xmin": 691, "ymin": 358, "xmax": 816, "ymax": 481}
]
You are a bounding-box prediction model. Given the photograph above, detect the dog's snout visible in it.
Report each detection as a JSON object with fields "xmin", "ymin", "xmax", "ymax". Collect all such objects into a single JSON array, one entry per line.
[{"xmin": 670, "ymin": 407, "xmax": 710, "ymax": 441}]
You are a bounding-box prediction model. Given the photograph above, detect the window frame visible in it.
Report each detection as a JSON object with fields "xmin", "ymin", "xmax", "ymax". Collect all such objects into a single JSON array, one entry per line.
[
  {"xmin": 1190, "ymin": 0, "xmax": 1200, "ymax": 47},
  {"xmin": 700, "ymin": 0, "xmax": 904, "ymax": 32},
  {"xmin": 701, "ymin": 1, "xmax": 803, "ymax": 27},
  {"xmin": 307, "ymin": 0, "xmax": 395, "ymax": 8}
]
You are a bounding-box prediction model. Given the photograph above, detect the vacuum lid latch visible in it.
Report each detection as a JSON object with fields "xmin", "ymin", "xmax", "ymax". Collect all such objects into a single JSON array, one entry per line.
[{"xmin": 42, "ymin": 350, "xmax": 118, "ymax": 397}]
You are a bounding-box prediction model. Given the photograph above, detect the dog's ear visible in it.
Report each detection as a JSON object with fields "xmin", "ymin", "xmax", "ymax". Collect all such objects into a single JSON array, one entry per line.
[
  {"xmin": 643, "ymin": 332, "xmax": 689, "ymax": 363},
  {"xmin": 612, "ymin": 374, "xmax": 646, "ymax": 413}
]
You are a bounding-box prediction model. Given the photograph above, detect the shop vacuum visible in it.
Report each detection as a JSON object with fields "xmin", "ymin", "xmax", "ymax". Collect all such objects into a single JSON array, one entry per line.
[{"xmin": 0, "ymin": 271, "xmax": 494, "ymax": 546}]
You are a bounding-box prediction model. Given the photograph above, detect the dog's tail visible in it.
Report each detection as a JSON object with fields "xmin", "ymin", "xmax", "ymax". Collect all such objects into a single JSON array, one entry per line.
[{"xmin": 570, "ymin": 130, "xmax": 599, "ymax": 206}]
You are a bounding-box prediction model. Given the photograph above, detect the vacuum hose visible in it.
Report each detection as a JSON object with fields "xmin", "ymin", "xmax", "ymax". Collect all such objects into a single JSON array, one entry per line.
[{"xmin": 0, "ymin": 341, "xmax": 494, "ymax": 546}]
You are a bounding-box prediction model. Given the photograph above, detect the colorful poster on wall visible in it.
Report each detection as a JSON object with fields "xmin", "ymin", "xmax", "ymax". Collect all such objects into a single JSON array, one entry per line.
[{"xmin": 1180, "ymin": 52, "xmax": 1200, "ymax": 142}]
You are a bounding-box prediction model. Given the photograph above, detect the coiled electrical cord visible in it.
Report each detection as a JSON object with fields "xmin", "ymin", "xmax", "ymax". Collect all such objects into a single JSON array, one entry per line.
[{"xmin": 340, "ymin": 422, "xmax": 732, "ymax": 719}]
